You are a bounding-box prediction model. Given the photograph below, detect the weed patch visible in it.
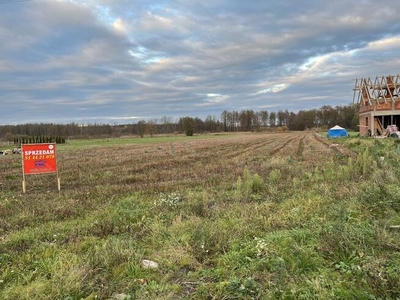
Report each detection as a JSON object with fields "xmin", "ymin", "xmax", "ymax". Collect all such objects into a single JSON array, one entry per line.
[{"xmin": 1, "ymin": 133, "xmax": 400, "ymax": 299}]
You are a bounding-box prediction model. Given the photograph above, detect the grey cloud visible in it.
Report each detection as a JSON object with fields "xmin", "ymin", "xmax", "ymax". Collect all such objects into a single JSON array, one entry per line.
[{"xmin": 1, "ymin": 0, "xmax": 400, "ymax": 124}]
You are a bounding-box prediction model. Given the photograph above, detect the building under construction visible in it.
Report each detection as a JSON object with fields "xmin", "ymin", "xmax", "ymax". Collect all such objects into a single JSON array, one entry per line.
[{"xmin": 353, "ymin": 74, "xmax": 400, "ymax": 137}]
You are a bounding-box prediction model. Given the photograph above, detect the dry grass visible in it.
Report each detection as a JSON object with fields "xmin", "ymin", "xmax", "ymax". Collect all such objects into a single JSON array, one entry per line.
[{"xmin": 1, "ymin": 132, "xmax": 400, "ymax": 299}]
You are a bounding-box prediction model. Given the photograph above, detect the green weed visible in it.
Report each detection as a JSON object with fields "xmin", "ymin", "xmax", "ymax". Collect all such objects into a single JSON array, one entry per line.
[{"xmin": 1, "ymin": 132, "xmax": 400, "ymax": 299}]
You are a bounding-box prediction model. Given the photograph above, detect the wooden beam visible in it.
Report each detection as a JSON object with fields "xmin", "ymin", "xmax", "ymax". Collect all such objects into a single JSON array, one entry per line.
[{"xmin": 352, "ymin": 78, "xmax": 358, "ymax": 104}]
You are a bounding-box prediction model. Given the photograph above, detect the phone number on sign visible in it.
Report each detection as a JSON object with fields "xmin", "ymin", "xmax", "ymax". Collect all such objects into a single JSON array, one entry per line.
[{"xmin": 24, "ymin": 155, "xmax": 55, "ymax": 160}]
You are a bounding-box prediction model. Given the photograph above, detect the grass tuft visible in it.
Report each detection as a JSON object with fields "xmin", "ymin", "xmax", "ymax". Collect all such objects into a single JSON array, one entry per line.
[{"xmin": 1, "ymin": 132, "xmax": 400, "ymax": 299}]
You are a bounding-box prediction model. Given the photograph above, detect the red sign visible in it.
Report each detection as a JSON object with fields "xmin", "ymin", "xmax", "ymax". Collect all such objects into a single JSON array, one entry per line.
[{"xmin": 22, "ymin": 143, "xmax": 57, "ymax": 174}]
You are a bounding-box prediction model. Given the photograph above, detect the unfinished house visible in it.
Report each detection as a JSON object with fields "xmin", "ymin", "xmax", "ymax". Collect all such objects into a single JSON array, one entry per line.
[{"xmin": 354, "ymin": 75, "xmax": 400, "ymax": 137}]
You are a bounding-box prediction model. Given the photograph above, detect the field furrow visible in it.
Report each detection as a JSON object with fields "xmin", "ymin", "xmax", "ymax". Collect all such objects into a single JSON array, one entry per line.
[
  {"xmin": 1, "ymin": 132, "xmax": 357, "ymax": 196},
  {"xmin": 3, "ymin": 132, "xmax": 400, "ymax": 300}
]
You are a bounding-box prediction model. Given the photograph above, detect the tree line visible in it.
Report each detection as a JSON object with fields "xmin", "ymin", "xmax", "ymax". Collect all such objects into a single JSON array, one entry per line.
[
  {"xmin": 13, "ymin": 136, "xmax": 66, "ymax": 145},
  {"xmin": 1, "ymin": 104, "xmax": 358, "ymax": 139}
]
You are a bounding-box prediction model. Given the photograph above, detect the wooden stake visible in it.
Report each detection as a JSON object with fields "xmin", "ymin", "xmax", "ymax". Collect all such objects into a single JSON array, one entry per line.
[{"xmin": 21, "ymin": 145, "xmax": 26, "ymax": 193}]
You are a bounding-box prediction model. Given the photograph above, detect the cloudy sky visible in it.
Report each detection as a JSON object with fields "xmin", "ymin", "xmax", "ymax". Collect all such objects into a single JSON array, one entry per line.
[{"xmin": 1, "ymin": 0, "xmax": 400, "ymax": 125}]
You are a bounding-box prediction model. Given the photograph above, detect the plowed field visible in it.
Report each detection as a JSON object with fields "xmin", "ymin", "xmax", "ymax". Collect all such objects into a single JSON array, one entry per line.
[
  {"xmin": 1, "ymin": 132, "xmax": 354, "ymax": 195},
  {"xmin": 4, "ymin": 132, "xmax": 400, "ymax": 300}
]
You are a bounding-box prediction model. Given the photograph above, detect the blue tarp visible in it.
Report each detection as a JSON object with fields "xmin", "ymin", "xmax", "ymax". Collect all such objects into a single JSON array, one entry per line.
[{"xmin": 328, "ymin": 125, "xmax": 348, "ymax": 138}]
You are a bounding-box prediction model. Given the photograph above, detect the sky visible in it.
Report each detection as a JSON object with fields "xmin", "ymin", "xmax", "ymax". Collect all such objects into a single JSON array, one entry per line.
[{"xmin": 1, "ymin": 0, "xmax": 400, "ymax": 125}]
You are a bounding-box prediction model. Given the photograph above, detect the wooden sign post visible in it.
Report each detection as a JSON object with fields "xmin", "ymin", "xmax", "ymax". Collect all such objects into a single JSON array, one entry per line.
[{"xmin": 21, "ymin": 143, "xmax": 60, "ymax": 193}]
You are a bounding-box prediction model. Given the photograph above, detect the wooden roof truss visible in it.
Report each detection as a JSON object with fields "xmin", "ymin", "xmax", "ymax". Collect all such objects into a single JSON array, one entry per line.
[{"xmin": 353, "ymin": 74, "xmax": 400, "ymax": 105}]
